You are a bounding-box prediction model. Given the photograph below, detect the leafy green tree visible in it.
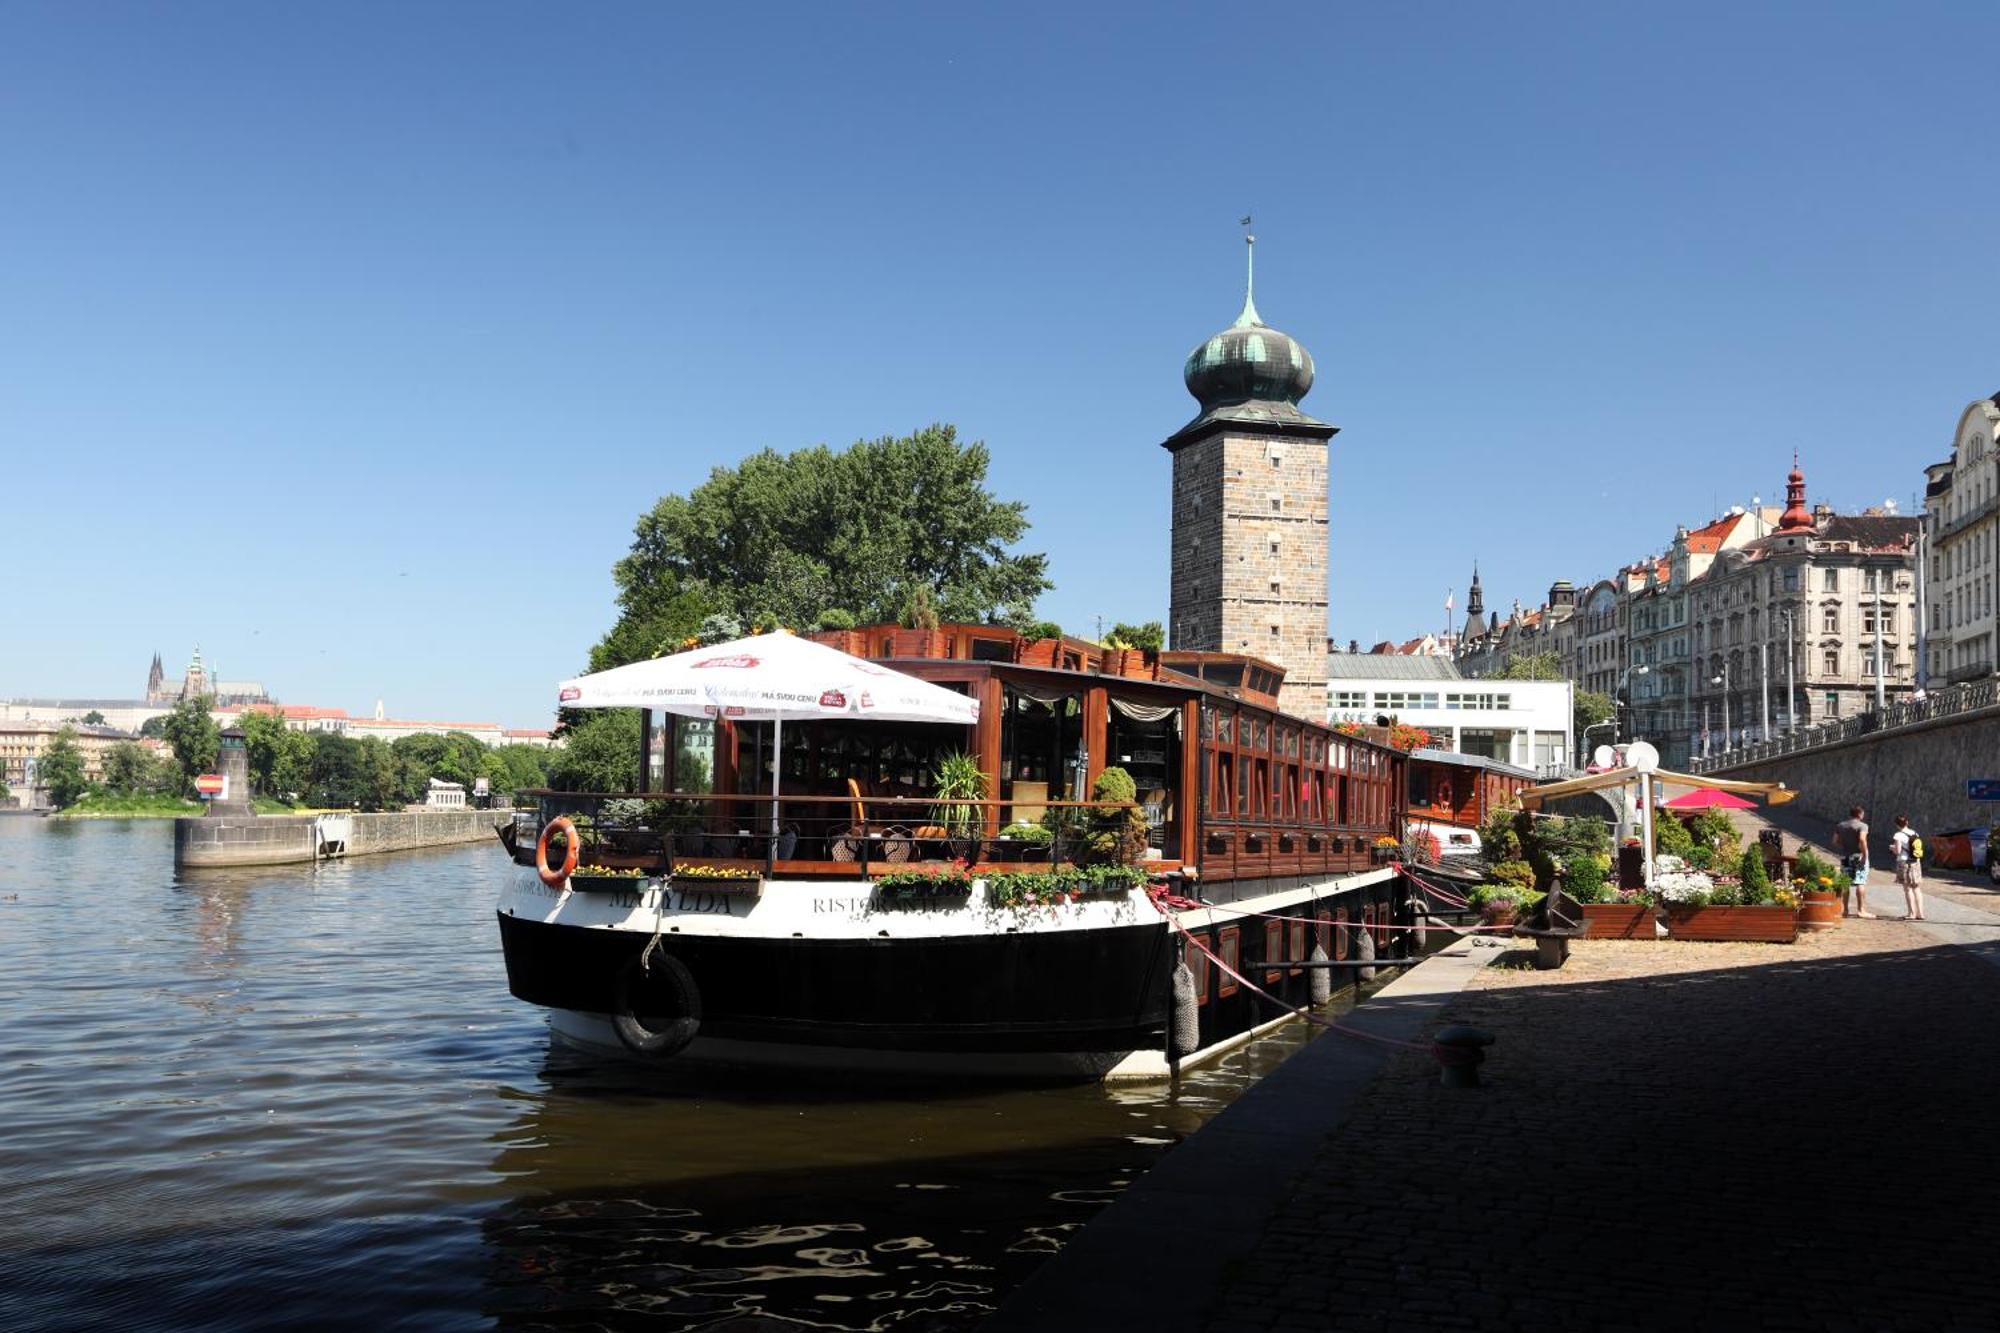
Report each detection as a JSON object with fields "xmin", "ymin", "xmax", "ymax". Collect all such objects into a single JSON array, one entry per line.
[
  {"xmin": 102, "ymin": 741, "xmax": 153, "ymax": 794},
  {"xmin": 138, "ymin": 715, "xmax": 169, "ymax": 740},
  {"xmin": 80, "ymin": 710, "xmax": 106, "ymax": 726},
  {"xmin": 1574, "ymin": 690, "xmax": 1614, "ymax": 750},
  {"xmin": 307, "ymin": 735, "xmax": 406, "ymax": 811},
  {"xmin": 1499, "ymin": 652, "xmax": 1564, "ymax": 681},
  {"xmin": 39, "ymin": 726, "xmax": 90, "ymax": 809},
  {"xmin": 160, "ymin": 695, "xmax": 220, "ymax": 795},
  {"xmin": 1108, "ymin": 621, "xmax": 1164, "ymax": 652},
  {"xmin": 485, "ymin": 744, "xmax": 551, "ymax": 798},
  {"xmin": 547, "ymin": 710, "xmax": 641, "ymax": 792},
  {"xmin": 608, "ymin": 425, "xmax": 1050, "ymax": 650},
  {"xmin": 237, "ymin": 710, "xmax": 313, "ymax": 802}
]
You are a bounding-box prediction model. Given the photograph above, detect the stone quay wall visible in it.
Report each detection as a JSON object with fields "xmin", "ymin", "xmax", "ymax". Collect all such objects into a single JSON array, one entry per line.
[
  {"xmin": 1705, "ymin": 702, "xmax": 2000, "ymax": 837},
  {"xmin": 174, "ymin": 808, "xmax": 511, "ymax": 868}
]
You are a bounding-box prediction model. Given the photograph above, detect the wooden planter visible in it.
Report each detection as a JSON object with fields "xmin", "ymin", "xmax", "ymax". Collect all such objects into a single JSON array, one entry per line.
[
  {"xmin": 1798, "ymin": 890, "xmax": 1842, "ymax": 932},
  {"xmin": 1100, "ymin": 648, "xmax": 1156, "ymax": 679},
  {"xmin": 807, "ymin": 629, "xmax": 865, "ymax": 655},
  {"xmin": 569, "ymin": 873, "xmax": 652, "ymax": 893},
  {"xmin": 1581, "ymin": 902, "xmax": 1657, "ymax": 939},
  {"xmin": 1480, "ymin": 902, "xmax": 1520, "ymax": 928},
  {"xmin": 1014, "ymin": 637, "xmax": 1062, "ymax": 668},
  {"xmin": 1663, "ymin": 905, "xmax": 1798, "ymax": 943},
  {"xmin": 887, "ymin": 628, "xmax": 948, "ymax": 658}
]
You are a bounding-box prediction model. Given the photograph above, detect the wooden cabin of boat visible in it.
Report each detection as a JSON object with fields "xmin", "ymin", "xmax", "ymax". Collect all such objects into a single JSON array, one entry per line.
[
  {"xmin": 1404, "ymin": 747, "xmax": 1535, "ymax": 855},
  {"xmin": 517, "ymin": 623, "xmax": 1407, "ymax": 886}
]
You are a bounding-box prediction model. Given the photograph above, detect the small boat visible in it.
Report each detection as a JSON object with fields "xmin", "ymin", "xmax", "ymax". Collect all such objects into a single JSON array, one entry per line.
[{"xmin": 495, "ymin": 624, "xmax": 1417, "ymax": 1080}]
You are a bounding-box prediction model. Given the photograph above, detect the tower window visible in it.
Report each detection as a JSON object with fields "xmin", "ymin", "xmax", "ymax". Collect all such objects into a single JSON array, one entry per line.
[
  {"xmin": 1270, "ymin": 580, "xmax": 1281, "ymax": 594},
  {"xmin": 1271, "ymin": 625, "xmax": 1280, "ymax": 636},
  {"xmin": 1269, "ymin": 496, "xmax": 1282, "ymax": 512}
]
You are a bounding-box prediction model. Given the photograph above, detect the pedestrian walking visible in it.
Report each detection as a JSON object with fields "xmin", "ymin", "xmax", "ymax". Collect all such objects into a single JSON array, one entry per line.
[
  {"xmin": 1891, "ymin": 814, "xmax": 1926, "ymax": 921},
  {"xmin": 1832, "ymin": 805, "xmax": 1875, "ymax": 919}
]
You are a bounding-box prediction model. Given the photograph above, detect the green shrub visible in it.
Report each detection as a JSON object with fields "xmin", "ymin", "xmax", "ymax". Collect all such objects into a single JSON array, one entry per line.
[
  {"xmin": 1739, "ymin": 845, "xmax": 1772, "ymax": 902},
  {"xmin": 817, "ymin": 608, "xmax": 857, "ymax": 630},
  {"xmin": 1088, "ymin": 765, "xmax": 1148, "ymax": 864},
  {"xmin": 1652, "ymin": 812, "xmax": 1694, "ymax": 858},
  {"xmin": 1025, "ymin": 621, "xmax": 1062, "ymax": 642},
  {"xmin": 1686, "ymin": 845, "xmax": 1715, "ymax": 871},
  {"xmin": 999, "ymin": 820, "xmax": 1052, "ymax": 844},
  {"xmin": 1690, "ymin": 807, "xmax": 1742, "ymax": 860},
  {"xmin": 1479, "ymin": 802, "xmax": 1523, "ymax": 863},
  {"xmin": 1488, "ymin": 860, "xmax": 1535, "ymax": 892},
  {"xmin": 1564, "ymin": 854, "xmax": 1609, "ymax": 903}
]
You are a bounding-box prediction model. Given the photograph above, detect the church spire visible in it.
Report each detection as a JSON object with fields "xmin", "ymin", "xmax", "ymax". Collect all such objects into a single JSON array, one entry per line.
[{"xmin": 1234, "ymin": 224, "xmax": 1262, "ymax": 328}]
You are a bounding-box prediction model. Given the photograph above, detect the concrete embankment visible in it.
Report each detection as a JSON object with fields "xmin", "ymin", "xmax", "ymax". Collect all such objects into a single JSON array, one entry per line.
[{"xmin": 174, "ymin": 808, "xmax": 511, "ymax": 868}]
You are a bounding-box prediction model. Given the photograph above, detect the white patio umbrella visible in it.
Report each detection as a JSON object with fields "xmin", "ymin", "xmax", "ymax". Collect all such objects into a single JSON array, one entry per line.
[{"xmin": 556, "ymin": 631, "xmax": 980, "ymax": 842}]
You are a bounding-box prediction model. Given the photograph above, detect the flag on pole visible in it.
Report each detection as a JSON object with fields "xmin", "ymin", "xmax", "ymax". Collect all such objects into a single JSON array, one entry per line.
[{"xmin": 1445, "ymin": 591, "xmax": 1455, "ymax": 611}]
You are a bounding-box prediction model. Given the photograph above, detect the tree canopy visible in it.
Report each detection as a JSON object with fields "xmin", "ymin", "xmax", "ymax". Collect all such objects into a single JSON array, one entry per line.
[
  {"xmin": 1498, "ymin": 652, "xmax": 1563, "ymax": 681},
  {"xmin": 39, "ymin": 726, "xmax": 89, "ymax": 809},
  {"xmin": 605, "ymin": 425, "xmax": 1050, "ymax": 664},
  {"xmin": 160, "ymin": 696, "xmax": 220, "ymax": 795}
]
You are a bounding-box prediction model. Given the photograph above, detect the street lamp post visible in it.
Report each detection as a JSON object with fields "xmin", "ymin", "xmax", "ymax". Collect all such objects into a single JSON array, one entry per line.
[
  {"xmin": 1616, "ymin": 663, "xmax": 1651, "ymax": 743},
  {"xmin": 1712, "ymin": 663, "xmax": 1731, "ymax": 753},
  {"xmin": 1777, "ymin": 606, "xmax": 1796, "ymax": 733}
]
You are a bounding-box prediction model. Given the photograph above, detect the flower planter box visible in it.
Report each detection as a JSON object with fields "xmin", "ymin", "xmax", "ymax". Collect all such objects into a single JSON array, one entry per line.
[
  {"xmin": 1581, "ymin": 902, "xmax": 1658, "ymax": 939},
  {"xmin": 887, "ymin": 628, "xmax": 948, "ymax": 658},
  {"xmin": 1014, "ymin": 637, "xmax": 1062, "ymax": 668},
  {"xmin": 1797, "ymin": 890, "xmax": 1842, "ymax": 932},
  {"xmin": 1663, "ymin": 905, "xmax": 1798, "ymax": 943},
  {"xmin": 877, "ymin": 884, "xmax": 973, "ymax": 909}
]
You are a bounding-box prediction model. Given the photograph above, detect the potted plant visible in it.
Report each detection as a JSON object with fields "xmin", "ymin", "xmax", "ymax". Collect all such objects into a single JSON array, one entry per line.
[
  {"xmin": 928, "ymin": 751, "xmax": 988, "ymax": 858},
  {"xmin": 888, "ymin": 586, "xmax": 947, "ymax": 657},
  {"xmin": 1790, "ymin": 848, "xmax": 1844, "ymax": 931},
  {"xmin": 1371, "ymin": 835, "xmax": 1400, "ymax": 864},
  {"xmin": 1014, "ymin": 621, "xmax": 1063, "ymax": 668},
  {"xmin": 807, "ymin": 609, "xmax": 865, "ymax": 655},
  {"xmin": 989, "ymin": 820, "xmax": 1052, "ymax": 861},
  {"xmin": 1086, "ymin": 766, "xmax": 1149, "ymax": 866},
  {"xmin": 1469, "ymin": 881, "xmax": 1535, "ymax": 927}
]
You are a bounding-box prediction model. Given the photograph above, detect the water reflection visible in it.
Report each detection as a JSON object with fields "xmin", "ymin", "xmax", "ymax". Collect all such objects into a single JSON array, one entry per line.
[{"xmin": 0, "ymin": 819, "xmax": 1339, "ymax": 1332}]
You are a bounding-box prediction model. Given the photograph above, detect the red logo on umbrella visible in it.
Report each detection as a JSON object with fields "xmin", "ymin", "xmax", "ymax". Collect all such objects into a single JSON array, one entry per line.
[
  {"xmin": 558, "ymin": 687, "xmax": 581, "ymax": 702},
  {"xmin": 857, "ymin": 691, "xmax": 874, "ymax": 709},
  {"xmin": 694, "ymin": 655, "xmax": 759, "ymax": 669},
  {"xmin": 819, "ymin": 690, "xmax": 846, "ymax": 708}
]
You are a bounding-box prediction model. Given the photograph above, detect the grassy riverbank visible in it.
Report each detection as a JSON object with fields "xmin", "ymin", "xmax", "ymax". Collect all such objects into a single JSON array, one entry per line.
[{"xmin": 50, "ymin": 793, "xmax": 306, "ymax": 819}]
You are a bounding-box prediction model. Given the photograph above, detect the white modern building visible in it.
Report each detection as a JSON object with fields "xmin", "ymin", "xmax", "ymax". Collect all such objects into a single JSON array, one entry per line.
[
  {"xmin": 1924, "ymin": 392, "xmax": 2000, "ymax": 684},
  {"xmin": 1326, "ymin": 654, "xmax": 1575, "ymax": 777}
]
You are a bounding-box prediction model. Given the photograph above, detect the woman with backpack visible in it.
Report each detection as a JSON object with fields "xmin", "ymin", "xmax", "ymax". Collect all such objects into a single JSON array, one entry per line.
[{"xmin": 1891, "ymin": 814, "xmax": 1926, "ymax": 921}]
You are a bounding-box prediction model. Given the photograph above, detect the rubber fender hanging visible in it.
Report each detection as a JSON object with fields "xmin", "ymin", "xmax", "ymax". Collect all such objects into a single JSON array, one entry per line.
[
  {"xmin": 611, "ymin": 950, "xmax": 702, "ymax": 1057},
  {"xmin": 536, "ymin": 816, "xmax": 579, "ymax": 888}
]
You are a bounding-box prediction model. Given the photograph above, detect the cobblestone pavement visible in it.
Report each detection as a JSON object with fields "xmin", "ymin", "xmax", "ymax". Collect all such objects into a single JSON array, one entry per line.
[{"xmin": 1203, "ymin": 923, "xmax": 2000, "ymax": 1331}]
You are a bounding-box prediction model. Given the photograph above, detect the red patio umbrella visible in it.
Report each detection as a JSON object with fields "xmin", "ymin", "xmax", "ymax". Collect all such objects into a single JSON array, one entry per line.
[{"xmin": 1661, "ymin": 787, "xmax": 1757, "ymax": 811}]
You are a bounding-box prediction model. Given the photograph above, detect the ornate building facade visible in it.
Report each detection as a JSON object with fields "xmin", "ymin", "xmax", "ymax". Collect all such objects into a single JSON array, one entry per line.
[
  {"xmin": 1165, "ymin": 238, "xmax": 1335, "ymax": 719},
  {"xmin": 1924, "ymin": 392, "xmax": 2000, "ymax": 684}
]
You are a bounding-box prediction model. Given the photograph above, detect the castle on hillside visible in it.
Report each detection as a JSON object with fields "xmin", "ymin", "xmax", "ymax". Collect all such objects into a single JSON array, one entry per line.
[{"xmin": 145, "ymin": 647, "xmax": 269, "ymax": 707}]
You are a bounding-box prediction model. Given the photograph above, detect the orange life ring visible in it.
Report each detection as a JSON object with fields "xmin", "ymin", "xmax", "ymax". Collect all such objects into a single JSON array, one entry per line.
[{"xmin": 536, "ymin": 816, "xmax": 579, "ymax": 888}]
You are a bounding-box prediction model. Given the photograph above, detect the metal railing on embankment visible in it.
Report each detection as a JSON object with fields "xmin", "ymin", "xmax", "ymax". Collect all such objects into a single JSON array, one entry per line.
[{"xmin": 1690, "ymin": 677, "xmax": 2000, "ymax": 773}]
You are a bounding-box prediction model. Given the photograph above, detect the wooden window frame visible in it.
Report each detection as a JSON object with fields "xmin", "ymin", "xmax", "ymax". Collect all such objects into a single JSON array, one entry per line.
[
  {"xmin": 1289, "ymin": 920, "xmax": 1306, "ymax": 976},
  {"xmin": 1190, "ymin": 931, "xmax": 1211, "ymax": 1004},
  {"xmin": 1265, "ymin": 920, "xmax": 1284, "ymax": 983},
  {"xmin": 1217, "ymin": 926, "xmax": 1241, "ymax": 997},
  {"xmin": 1334, "ymin": 907, "xmax": 1349, "ymax": 961},
  {"xmin": 1316, "ymin": 909, "xmax": 1332, "ymax": 957}
]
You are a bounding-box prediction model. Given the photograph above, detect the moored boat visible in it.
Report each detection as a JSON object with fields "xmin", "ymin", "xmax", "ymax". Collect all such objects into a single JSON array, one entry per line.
[{"xmin": 495, "ymin": 624, "xmax": 1414, "ymax": 1080}]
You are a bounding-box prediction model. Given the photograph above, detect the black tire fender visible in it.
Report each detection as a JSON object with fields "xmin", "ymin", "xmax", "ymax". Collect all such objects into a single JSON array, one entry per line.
[{"xmin": 611, "ymin": 950, "xmax": 702, "ymax": 1057}]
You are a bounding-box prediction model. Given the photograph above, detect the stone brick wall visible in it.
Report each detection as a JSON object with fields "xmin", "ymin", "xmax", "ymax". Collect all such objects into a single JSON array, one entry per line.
[
  {"xmin": 1708, "ymin": 703, "xmax": 2000, "ymax": 838},
  {"xmin": 175, "ymin": 808, "xmax": 510, "ymax": 867},
  {"xmin": 1169, "ymin": 429, "xmax": 1330, "ymax": 719}
]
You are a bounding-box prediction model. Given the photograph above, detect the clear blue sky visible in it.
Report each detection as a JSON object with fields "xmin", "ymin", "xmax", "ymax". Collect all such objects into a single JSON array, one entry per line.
[{"xmin": 5, "ymin": 3, "xmax": 1995, "ymax": 724}]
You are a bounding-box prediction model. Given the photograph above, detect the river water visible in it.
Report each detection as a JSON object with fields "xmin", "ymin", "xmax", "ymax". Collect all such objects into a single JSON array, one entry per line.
[{"xmin": 0, "ymin": 818, "xmax": 1329, "ymax": 1331}]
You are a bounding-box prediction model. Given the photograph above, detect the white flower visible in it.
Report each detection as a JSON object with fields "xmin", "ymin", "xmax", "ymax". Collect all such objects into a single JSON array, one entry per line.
[{"xmin": 1653, "ymin": 869, "xmax": 1714, "ymax": 903}]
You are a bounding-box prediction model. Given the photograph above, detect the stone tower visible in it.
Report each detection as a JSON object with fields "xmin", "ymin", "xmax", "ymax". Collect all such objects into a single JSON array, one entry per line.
[
  {"xmin": 146, "ymin": 652, "xmax": 166, "ymax": 704},
  {"xmin": 1463, "ymin": 567, "xmax": 1486, "ymax": 640},
  {"xmin": 1164, "ymin": 235, "xmax": 1336, "ymax": 719}
]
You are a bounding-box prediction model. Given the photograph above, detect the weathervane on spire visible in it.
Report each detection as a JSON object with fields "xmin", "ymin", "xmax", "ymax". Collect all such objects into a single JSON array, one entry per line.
[{"xmin": 1235, "ymin": 214, "xmax": 1262, "ymax": 327}]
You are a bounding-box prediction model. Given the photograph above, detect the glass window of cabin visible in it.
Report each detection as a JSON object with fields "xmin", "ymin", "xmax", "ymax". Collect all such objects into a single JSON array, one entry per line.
[
  {"xmin": 1001, "ymin": 687, "xmax": 1083, "ymax": 802},
  {"xmin": 1289, "ymin": 921, "xmax": 1305, "ymax": 976},
  {"xmin": 1213, "ymin": 751, "xmax": 1234, "ymax": 816},
  {"xmin": 1264, "ymin": 921, "xmax": 1284, "ymax": 982},
  {"xmin": 1334, "ymin": 908, "xmax": 1350, "ymax": 960},
  {"xmin": 1252, "ymin": 757, "xmax": 1269, "ymax": 818},
  {"xmin": 1190, "ymin": 933, "xmax": 1211, "ymax": 1004},
  {"xmin": 1108, "ymin": 702, "xmax": 1179, "ymax": 851},
  {"xmin": 969, "ymin": 637, "xmax": 1013, "ymax": 662}
]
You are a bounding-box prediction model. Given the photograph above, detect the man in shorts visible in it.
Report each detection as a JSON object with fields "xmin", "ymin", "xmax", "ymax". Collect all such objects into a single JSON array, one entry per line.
[
  {"xmin": 1891, "ymin": 814, "xmax": 1926, "ymax": 921},
  {"xmin": 1832, "ymin": 805, "xmax": 1874, "ymax": 919}
]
